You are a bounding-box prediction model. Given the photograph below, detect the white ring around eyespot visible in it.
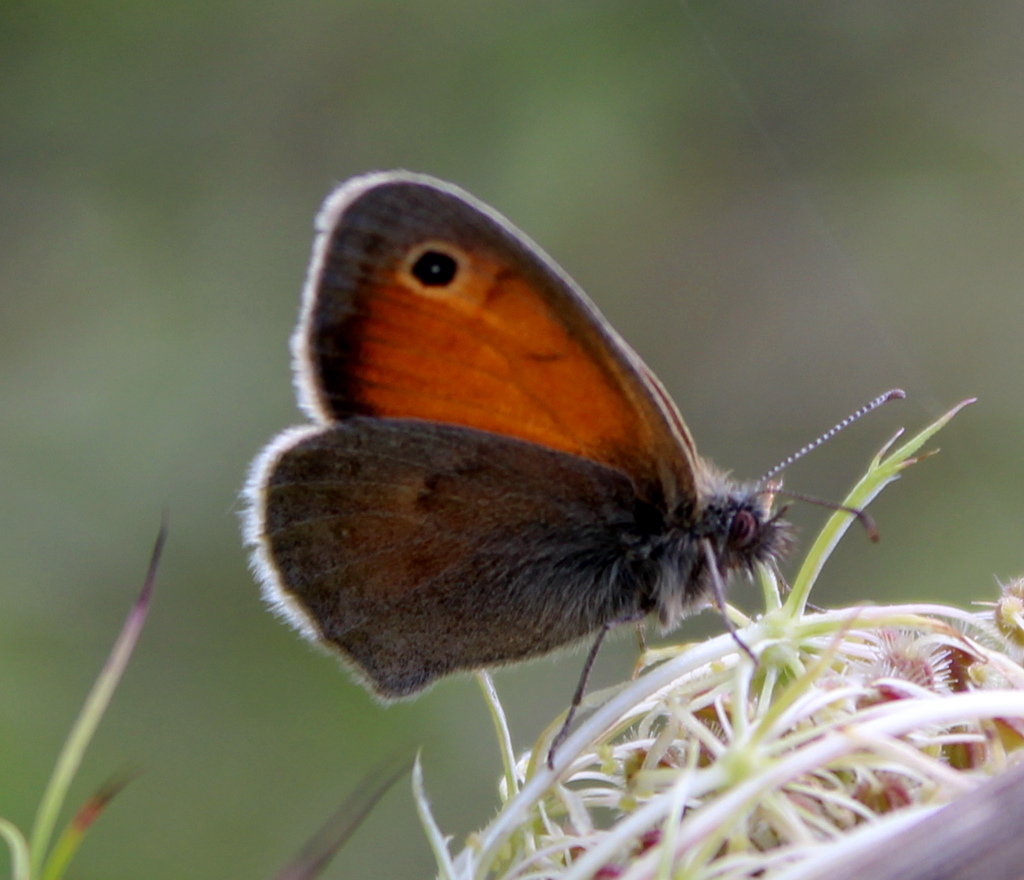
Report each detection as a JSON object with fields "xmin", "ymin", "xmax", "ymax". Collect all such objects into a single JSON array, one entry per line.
[{"xmin": 399, "ymin": 240, "xmax": 473, "ymax": 300}]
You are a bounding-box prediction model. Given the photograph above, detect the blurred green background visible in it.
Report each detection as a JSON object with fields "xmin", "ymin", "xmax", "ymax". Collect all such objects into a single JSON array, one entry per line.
[{"xmin": 1, "ymin": 2, "xmax": 1022, "ymax": 877}]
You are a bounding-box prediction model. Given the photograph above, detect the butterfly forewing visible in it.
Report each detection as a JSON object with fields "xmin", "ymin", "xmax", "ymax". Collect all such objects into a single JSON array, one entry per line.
[{"xmin": 292, "ymin": 172, "xmax": 698, "ymax": 508}]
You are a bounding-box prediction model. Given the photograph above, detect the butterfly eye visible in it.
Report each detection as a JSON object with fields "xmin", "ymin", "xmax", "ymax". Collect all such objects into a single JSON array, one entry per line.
[
  {"xmin": 729, "ymin": 509, "xmax": 759, "ymax": 549},
  {"xmin": 411, "ymin": 249, "xmax": 458, "ymax": 286}
]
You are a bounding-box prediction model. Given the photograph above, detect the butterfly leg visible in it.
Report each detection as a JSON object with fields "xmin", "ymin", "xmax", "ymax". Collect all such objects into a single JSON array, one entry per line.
[
  {"xmin": 547, "ymin": 609, "xmax": 649, "ymax": 770},
  {"xmin": 547, "ymin": 621, "xmax": 613, "ymax": 769},
  {"xmin": 700, "ymin": 538, "xmax": 757, "ymax": 664}
]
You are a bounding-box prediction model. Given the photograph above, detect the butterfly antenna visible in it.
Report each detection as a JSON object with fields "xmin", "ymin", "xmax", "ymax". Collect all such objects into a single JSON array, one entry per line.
[
  {"xmin": 771, "ymin": 488, "xmax": 879, "ymax": 542},
  {"xmin": 759, "ymin": 389, "xmax": 905, "ymax": 484}
]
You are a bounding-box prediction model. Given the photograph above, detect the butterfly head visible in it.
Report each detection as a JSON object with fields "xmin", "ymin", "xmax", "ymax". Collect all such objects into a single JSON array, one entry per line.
[
  {"xmin": 650, "ymin": 471, "xmax": 794, "ymax": 629},
  {"xmin": 700, "ymin": 481, "xmax": 794, "ymax": 575}
]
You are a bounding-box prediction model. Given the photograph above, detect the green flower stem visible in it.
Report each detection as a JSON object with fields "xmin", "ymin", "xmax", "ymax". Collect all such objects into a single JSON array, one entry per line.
[{"xmin": 785, "ymin": 399, "xmax": 974, "ymax": 617}]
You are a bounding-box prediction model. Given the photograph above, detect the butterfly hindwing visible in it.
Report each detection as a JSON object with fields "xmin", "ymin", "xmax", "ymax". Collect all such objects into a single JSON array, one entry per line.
[{"xmin": 249, "ymin": 417, "xmax": 665, "ymax": 697}]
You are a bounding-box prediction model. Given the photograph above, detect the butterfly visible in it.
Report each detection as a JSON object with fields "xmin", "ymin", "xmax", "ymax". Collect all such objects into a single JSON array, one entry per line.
[{"xmin": 243, "ymin": 171, "xmax": 795, "ymax": 704}]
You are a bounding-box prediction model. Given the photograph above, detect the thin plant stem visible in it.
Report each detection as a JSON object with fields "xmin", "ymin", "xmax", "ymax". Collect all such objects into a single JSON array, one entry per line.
[
  {"xmin": 29, "ymin": 524, "xmax": 165, "ymax": 878},
  {"xmin": 0, "ymin": 818, "xmax": 30, "ymax": 880}
]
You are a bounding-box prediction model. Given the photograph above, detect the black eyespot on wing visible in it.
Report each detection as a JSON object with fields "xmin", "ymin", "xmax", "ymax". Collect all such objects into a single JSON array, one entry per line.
[{"xmin": 411, "ymin": 250, "xmax": 458, "ymax": 286}]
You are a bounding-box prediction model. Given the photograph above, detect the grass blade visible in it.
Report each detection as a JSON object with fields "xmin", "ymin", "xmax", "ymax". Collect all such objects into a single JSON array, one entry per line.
[{"xmin": 28, "ymin": 522, "xmax": 166, "ymax": 876}]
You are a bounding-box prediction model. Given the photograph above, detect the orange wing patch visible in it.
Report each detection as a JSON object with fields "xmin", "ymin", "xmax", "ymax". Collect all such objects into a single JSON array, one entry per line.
[{"xmin": 349, "ymin": 250, "xmax": 650, "ymax": 473}]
